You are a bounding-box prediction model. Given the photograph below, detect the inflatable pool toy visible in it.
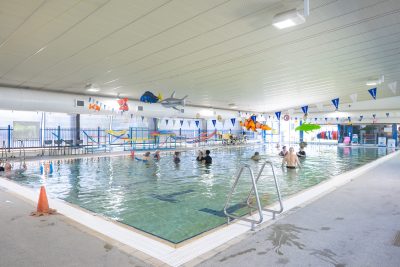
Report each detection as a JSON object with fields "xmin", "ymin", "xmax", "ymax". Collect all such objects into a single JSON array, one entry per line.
[
  {"xmin": 140, "ymin": 91, "xmax": 162, "ymax": 103},
  {"xmin": 240, "ymin": 116, "xmax": 272, "ymax": 131},
  {"xmin": 88, "ymin": 103, "xmax": 100, "ymax": 111},
  {"xmin": 160, "ymin": 91, "xmax": 188, "ymax": 111},
  {"xmin": 117, "ymin": 98, "xmax": 129, "ymax": 111},
  {"xmin": 295, "ymin": 123, "xmax": 321, "ymax": 133}
]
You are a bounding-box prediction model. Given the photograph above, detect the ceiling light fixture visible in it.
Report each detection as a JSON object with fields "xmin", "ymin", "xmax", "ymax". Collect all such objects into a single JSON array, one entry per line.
[
  {"xmin": 85, "ymin": 83, "xmax": 100, "ymax": 92},
  {"xmin": 272, "ymin": 0, "xmax": 309, "ymax": 29},
  {"xmin": 366, "ymin": 75, "xmax": 384, "ymax": 86},
  {"xmin": 228, "ymin": 103, "xmax": 238, "ymax": 109}
]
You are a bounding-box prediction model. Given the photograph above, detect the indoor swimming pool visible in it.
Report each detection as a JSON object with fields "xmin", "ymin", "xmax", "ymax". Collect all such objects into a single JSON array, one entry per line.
[{"xmin": 4, "ymin": 145, "xmax": 393, "ymax": 244}]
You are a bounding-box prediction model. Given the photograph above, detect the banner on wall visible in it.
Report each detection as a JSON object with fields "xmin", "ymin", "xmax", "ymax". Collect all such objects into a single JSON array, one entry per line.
[
  {"xmin": 231, "ymin": 118, "xmax": 236, "ymax": 126},
  {"xmin": 368, "ymin": 88, "xmax": 377, "ymax": 99},
  {"xmin": 301, "ymin": 105, "xmax": 308, "ymax": 115},
  {"xmin": 195, "ymin": 120, "xmax": 200, "ymax": 128},
  {"xmin": 275, "ymin": 111, "xmax": 281, "ymax": 120},
  {"xmin": 331, "ymin": 98, "xmax": 339, "ymax": 110},
  {"xmin": 212, "ymin": 119, "xmax": 217, "ymax": 127},
  {"xmin": 13, "ymin": 121, "xmax": 40, "ymax": 141}
]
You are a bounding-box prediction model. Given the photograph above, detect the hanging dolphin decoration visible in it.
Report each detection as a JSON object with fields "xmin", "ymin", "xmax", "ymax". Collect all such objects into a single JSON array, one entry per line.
[
  {"xmin": 295, "ymin": 123, "xmax": 321, "ymax": 133},
  {"xmin": 160, "ymin": 91, "xmax": 188, "ymax": 111}
]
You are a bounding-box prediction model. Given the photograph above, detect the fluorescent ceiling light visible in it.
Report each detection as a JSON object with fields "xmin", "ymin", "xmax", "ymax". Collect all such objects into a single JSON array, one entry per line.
[
  {"xmin": 229, "ymin": 103, "xmax": 237, "ymax": 109},
  {"xmin": 87, "ymin": 88, "xmax": 99, "ymax": 92},
  {"xmin": 366, "ymin": 81, "xmax": 377, "ymax": 86},
  {"xmin": 272, "ymin": 9, "xmax": 305, "ymax": 29}
]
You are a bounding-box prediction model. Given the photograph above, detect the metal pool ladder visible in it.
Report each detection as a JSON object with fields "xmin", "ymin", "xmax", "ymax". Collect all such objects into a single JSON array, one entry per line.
[{"xmin": 224, "ymin": 161, "xmax": 284, "ymax": 230}]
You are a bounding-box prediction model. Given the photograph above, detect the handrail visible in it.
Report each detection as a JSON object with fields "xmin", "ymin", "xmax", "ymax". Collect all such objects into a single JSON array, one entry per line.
[
  {"xmin": 18, "ymin": 140, "xmax": 26, "ymax": 169},
  {"xmin": 224, "ymin": 164, "xmax": 263, "ymax": 230},
  {"xmin": 246, "ymin": 160, "xmax": 284, "ymax": 219}
]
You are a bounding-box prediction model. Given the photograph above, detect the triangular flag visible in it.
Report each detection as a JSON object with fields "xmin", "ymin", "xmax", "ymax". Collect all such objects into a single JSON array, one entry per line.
[
  {"xmin": 195, "ymin": 120, "xmax": 200, "ymax": 128},
  {"xmin": 172, "ymin": 119, "xmax": 176, "ymax": 127},
  {"xmin": 180, "ymin": 120, "xmax": 184, "ymax": 127},
  {"xmin": 386, "ymin": 112, "xmax": 389, "ymax": 117},
  {"xmin": 350, "ymin": 93, "xmax": 357, "ymax": 103},
  {"xmin": 212, "ymin": 119, "xmax": 217, "ymax": 127},
  {"xmin": 348, "ymin": 116, "xmax": 351, "ymax": 122},
  {"xmin": 230, "ymin": 118, "xmax": 236, "ymax": 126},
  {"xmin": 324, "ymin": 117, "xmax": 328, "ymax": 122},
  {"xmin": 388, "ymin": 81, "xmax": 397, "ymax": 94},
  {"xmin": 359, "ymin": 115, "xmax": 363, "ymax": 121},
  {"xmin": 368, "ymin": 88, "xmax": 377, "ymax": 99},
  {"xmin": 301, "ymin": 105, "xmax": 308, "ymax": 115},
  {"xmin": 188, "ymin": 121, "xmax": 192, "ymax": 127},
  {"xmin": 251, "ymin": 115, "xmax": 257, "ymax": 122},
  {"xmin": 331, "ymin": 98, "xmax": 339, "ymax": 110},
  {"xmin": 141, "ymin": 116, "xmax": 145, "ymax": 122},
  {"xmin": 336, "ymin": 117, "xmax": 339, "ymax": 121},
  {"xmin": 165, "ymin": 119, "xmax": 169, "ymax": 126},
  {"xmin": 316, "ymin": 103, "xmax": 323, "ymax": 112},
  {"xmin": 372, "ymin": 114, "xmax": 376, "ymax": 119},
  {"xmin": 222, "ymin": 119, "xmax": 226, "ymax": 127},
  {"xmin": 275, "ymin": 112, "xmax": 281, "ymax": 120}
]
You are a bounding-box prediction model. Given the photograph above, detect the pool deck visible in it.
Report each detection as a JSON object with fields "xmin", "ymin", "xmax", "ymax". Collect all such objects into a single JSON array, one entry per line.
[
  {"xmin": 191, "ymin": 151, "xmax": 400, "ymax": 267},
  {"xmin": 0, "ymin": 149, "xmax": 399, "ymax": 267}
]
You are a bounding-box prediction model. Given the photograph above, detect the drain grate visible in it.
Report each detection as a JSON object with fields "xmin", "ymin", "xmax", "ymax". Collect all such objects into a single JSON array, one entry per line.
[{"xmin": 393, "ymin": 231, "xmax": 400, "ymax": 247}]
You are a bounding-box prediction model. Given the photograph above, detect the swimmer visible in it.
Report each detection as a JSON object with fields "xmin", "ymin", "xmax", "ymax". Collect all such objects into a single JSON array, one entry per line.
[
  {"xmin": 143, "ymin": 152, "xmax": 151, "ymax": 161},
  {"xmin": 0, "ymin": 160, "xmax": 4, "ymax": 172},
  {"xmin": 279, "ymin": 146, "xmax": 288, "ymax": 157},
  {"xmin": 173, "ymin": 151, "xmax": 181, "ymax": 164},
  {"xmin": 154, "ymin": 151, "xmax": 161, "ymax": 161},
  {"xmin": 251, "ymin": 152, "xmax": 261, "ymax": 161},
  {"xmin": 282, "ymin": 147, "xmax": 301, "ymax": 169},
  {"xmin": 297, "ymin": 146, "xmax": 306, "ymax": 158},
  {"xmin": 4, "ymin": 162, "xmax": 12, "ymax": 172},
  {"xmin": 196, "ymin": 150, "xmax": 204, "ymax": 161},
  {"xmin": 202, "ymin": 150, "xmax": 212, "ymax": 164}
]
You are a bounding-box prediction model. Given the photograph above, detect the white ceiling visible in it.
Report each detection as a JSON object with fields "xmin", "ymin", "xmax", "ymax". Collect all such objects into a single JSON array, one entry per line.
[{"xmin": 0, "ymin": 0, "xmax": 399, "ymax": 113}]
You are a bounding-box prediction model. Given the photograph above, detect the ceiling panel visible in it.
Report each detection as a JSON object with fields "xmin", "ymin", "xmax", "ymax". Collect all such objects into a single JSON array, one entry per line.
[{"xmin": 0, "ymin": 0, "xmax": 399, "ymax": 113}]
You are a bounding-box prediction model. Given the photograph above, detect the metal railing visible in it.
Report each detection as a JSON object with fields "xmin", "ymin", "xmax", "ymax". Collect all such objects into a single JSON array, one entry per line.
[
  {"xmin": 246, "ymin": 161, "xmax": 283, "ymax": 219},
  {"xmin": 224, "ymin": 164, "xmax": 263, "ymax": 230},
  {"xmin": 224, "ymin": 161, "xmax": 283, "ymax": 230}
]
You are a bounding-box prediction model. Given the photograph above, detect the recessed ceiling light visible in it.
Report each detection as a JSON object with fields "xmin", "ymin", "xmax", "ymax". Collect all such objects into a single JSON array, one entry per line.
[{"xmin": 273, "ymin": 9, "xmax": 305, "ymax": 29}]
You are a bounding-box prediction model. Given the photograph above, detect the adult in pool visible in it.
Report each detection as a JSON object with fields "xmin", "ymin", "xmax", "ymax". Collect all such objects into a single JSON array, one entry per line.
[
  {"xmin": 282, "ymin": 147, "xmax": 301, "ymax": 169},
  {"xmin": 297, "ymin": 146, "xmax": 306, "ymax": 158},
  {"xmin": 251, "ymin": 152, "xmax": 261, "ymax": 161},
  {"xmin": 173, "ymin": 151, "xmax": 181, "ymax": 164},
  {"xmin": 153, "ymin": 150, "xmax": 161, "ymax": 161},
  {"xmin": 0, "ymin": 160, "xmax": 4, "ymax": 172},
  {"xmin": 202, "ymin": 150, "xmax": 212, "ymax": 164},
  {"xmin": 136, "ymin": 152, "xmax": 151, "ymax": 162},
  {"xmin": 279, "ymin": 146, "xmax": 288, "ymax": 157},
  {"xmin": 196, "ymin": 150, "xmax": 204, "ymax": 161}
]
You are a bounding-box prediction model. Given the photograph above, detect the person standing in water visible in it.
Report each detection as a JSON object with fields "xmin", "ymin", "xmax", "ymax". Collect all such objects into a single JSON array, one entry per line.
[
  {"xmin": 251, "ymin": 152, "xmax": 261, "ymax": 161},
  {"xmin": 279, "ymin": 146, "xmax": 288, "ymax": 157},
  {"xmin": 282, "ymin": 147, "xmax": 301, "ymax": 169},
  {"xmin": 202, "ymin": 150, "xmax": 212, "ymax": 164},
  {"xmin": 173, "ymin": 151, "xmax": 181, "ymax": 164},
  {"xmin": 196, "ymin": 150, "xmax": 204, "ymax": 161}
]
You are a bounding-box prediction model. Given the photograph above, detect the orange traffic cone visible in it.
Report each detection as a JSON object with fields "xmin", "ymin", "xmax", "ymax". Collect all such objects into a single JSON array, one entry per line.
[{"xmin": 30, "ymin": 186, "xmax": 57, "ymax": 216}]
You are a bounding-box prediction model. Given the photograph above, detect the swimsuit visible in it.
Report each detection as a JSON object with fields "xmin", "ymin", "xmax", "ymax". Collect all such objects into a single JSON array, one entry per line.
[{"xmin": 286, "ymin": 166, "xmax": 296, "ymax": 169}]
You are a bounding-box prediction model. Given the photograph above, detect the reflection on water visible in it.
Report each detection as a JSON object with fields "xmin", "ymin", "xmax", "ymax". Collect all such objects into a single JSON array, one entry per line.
[{"xmin": 7, "ymin": 145, "xmax": 390, "ymax": 243}]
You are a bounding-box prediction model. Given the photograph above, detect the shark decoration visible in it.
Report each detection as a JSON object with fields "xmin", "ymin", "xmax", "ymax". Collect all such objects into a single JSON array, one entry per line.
[
  {"xmin": 160, "ymin": 91, "xmax": 188, "ymax": 111},
  {"xmin": 295, "ymin": 123, "xmax": 321, "ymax": 133}
]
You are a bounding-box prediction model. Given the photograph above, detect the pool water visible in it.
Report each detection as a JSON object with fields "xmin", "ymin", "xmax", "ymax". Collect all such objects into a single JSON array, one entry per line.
[{"xmin": 8, "ymin": 145, "xmax": 392, "ymax": 243}]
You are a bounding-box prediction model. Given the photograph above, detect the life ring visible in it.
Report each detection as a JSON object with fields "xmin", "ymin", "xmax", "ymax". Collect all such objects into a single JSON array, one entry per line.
[{"xmin": 283, "ymin": 114, "xmax": 290, "ymax": 121}]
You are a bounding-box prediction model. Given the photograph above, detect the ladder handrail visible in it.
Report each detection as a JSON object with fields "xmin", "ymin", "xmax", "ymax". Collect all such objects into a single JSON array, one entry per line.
[
  {"xmin": 18, "ymin": 140, "xmax": 26, "ymax": 168},
  {"xmin": 224, "ymin": 164, "xmax": 263, "ymax": 227},
  {"xmin": 246, "ymin": 160, "xmax": 284, "ymax": 218}
]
